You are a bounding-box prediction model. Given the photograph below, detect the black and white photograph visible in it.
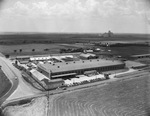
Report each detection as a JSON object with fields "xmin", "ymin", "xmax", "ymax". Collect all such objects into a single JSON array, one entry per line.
[{"xmin": 0, "ymin": 0, "xmax": 150, "ymax": 116}]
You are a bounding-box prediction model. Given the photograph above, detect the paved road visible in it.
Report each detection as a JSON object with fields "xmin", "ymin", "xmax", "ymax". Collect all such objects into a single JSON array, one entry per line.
[
  {"xmin": 0, "ymin": 57, "xmax": 41, "ymax": 106},
  {"xmin": 0, "ymin": 57, "xmax": 18, "ymax": 105}
]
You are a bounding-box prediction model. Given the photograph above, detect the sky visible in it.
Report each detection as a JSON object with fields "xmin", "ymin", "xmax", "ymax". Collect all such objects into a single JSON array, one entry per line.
[{"xmin": 0, "ymin": 0, "xmax": 149, "ymax": 34}]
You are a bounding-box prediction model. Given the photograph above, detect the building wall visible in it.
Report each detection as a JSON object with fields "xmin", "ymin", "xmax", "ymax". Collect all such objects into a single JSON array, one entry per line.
[
  {"xmin": 38, "ymin": 68, "xmax": 50, "ymax": 78},
  {"xmin": 46, "ymin": 81, "xmax": 64, "ymax": 90}
]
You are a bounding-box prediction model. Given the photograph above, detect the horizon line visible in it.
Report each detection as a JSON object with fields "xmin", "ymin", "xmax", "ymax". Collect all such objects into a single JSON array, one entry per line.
[{"xmin": 0, "ymin": 32, "xmax": 149, "ymax": 35}]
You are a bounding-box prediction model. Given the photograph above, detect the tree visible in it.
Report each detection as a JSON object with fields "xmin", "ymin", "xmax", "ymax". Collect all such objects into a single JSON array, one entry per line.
[
  {"xmin": 44, "ymin": 48, "xmax": 49, "ymax": 51},
  {"xmin": 19, "ymin": 49, "xmax": 22, "ymax": 52},
  {"xmin": 5, "ymin": 54, "xmax": 10, "ymax": 58},
  {"xmin": 60, "ymin": 49, "xmax": 66, "ymax": 53},
  {"xmin": 14, "ymin": 50, "xmax": 17, "ymax": 53},
  {"xmin": 23, "ymin": 40, "xmax": 26, "ymax": 44},
  {"xmin": 0, "ymin": 107, "xmax": 3, "ymax": 116}
]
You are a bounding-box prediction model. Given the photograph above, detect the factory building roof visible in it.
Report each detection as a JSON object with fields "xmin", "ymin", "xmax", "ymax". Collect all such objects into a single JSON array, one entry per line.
[
  {"xmin": 38, "ymin": 59, "xmax": 124, "ymax": 73},
  {"xmin": 131, "ymin": 54, "xmax": 150, "ymax": 57},
  {"xmin": 16, "ymin": 56, "xmax": 30, "ymax": 60},
  {"xmin": 125, "ymin": 61, "xmax": 147, "ymax": 68},
  {"xmin": 30, "ymin": 69, "xmax": 50, "ymax": 81}
]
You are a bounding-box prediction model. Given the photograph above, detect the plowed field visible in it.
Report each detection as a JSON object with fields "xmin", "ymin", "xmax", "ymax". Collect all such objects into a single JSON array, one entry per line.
[{"xmin": 48, "ymin": 75, "xmax": 150, "ymax": 116}]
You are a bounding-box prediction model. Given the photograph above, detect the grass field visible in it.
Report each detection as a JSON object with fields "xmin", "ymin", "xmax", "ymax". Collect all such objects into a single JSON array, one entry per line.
[
  {"xmin": 0, "ymin": 69, "xmax": 11, "ymax": 98},
  {"xmin": 0, "ymin": 43, "xmax": 89, "ymax": 56},
  {"xmin": 0, "ymin": 44, "xmax": 64, "ymax": 55},
  {"xmin": 3, "ymin": 75, "xmax": 150, "ymax": 116},
  {"xmin": 0, "ymin": 43, "xmax": 149, "ymax": 57},
  {"xmin": 109, "ymin": 46, "xmax": 150, "ymax": 57},
  {"xmin": 0, "ymin": 33, "xmax": 149, "ymax": 44}
]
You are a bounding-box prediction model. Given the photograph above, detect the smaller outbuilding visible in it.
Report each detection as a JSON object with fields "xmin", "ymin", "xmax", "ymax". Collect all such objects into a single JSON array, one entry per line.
[
  {"xmin": 30, "ymin": 69, "xmax": 50, "ymax": 81},
  {"xmin": 130, "ymin": 54, "xmax": 150, "ymax": 59},
  {"xmin": 42, "ymin": 78, "xmax": 64, "ymax": 90},
  {"xmin": 30, "ymin": 69, "xmax": 64, "ymax": 90},
  {"xmin": 125, "ymin": 61, "xmax": 147, "ymax": 69},
  {"xmin": 80, "ymin": 53, "xmax": 98, "ymax": 59}
]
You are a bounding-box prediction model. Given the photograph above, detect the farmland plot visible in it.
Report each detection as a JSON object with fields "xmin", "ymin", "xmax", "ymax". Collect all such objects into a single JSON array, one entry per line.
[{"xmin": 48, "ymin": 75, "xmax": 150, "ymax": 116}]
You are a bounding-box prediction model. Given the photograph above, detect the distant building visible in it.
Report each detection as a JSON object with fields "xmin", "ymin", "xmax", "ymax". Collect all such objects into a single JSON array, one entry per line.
[
  {"xmin": 102, "ymin": 30, "xmax": 114, "ymax": 37},
  {"xmin": 130, "ymin": 54, "xmax": 150, "ymax": 59},
  {"xmin": 80, "ymin": 53, "xmax": 98, "ymax": 59},
  {"xmin": 15, "ymin": 56, "xmax": 30, "ymax": 64},
  {"xmin": 83, "ymin": 49, "xmax": 93, "ymax": 53}
]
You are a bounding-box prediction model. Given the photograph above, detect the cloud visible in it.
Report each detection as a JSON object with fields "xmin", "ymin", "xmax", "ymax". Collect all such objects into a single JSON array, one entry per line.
[
  {"xmin": 0, "ymin": 0, "xmax": 149, "ymax": 19},
  {"xmin": 0, "ymin": 0, "xmax": 4, "ymax": 9}
]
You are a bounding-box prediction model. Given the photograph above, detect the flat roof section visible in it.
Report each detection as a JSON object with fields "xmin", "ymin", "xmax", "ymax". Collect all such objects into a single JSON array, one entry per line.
[
  {"xmin": 125, "ymin": 61, "xmax": 147, "ymax": 68},
  {"xmin": 30, "ymin": 69, "xmax": 50, "ymax": 81},
  {"xmin": 131, "ymin": 54, "xmax": 150, "ymax": 57},
  {"xmin": 51, "ymin": 73, "xmax": 76, "ymax": 78},
  {"xmin": 38, "ymin": 59, "xmax": 124, "ymax": 73},
  {"xmin": 80, "ymin": 53, "xmax": 96, "ymax": 58}
]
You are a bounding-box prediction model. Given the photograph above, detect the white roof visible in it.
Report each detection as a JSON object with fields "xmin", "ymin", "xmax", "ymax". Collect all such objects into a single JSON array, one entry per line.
[
  {"xmin": 64, "ymin": 74, "xmax": 105, "ymax": 85},
  {"xmin": 60, "ymin": 55, "xmax": 73, "ymax": 59},
  {"xmin": 64, "ymin": 79, "xmax": 73, "ymax": 85},
  {"xmin": 30, "ymin": 69, "xmax": 50, "ymax": 81},
  {"xmin": 51, "ymin": 56, "xmax": 61, "ymax": 60},
  {"xmin": 30, "ymin": 56, "xmax": 51, "ymax": 61},
  {"xmin": 80, "ymin": 53, "xmax": 96, "ymax": 58},
  {"xmin": 19, "ymin": 64, "xmax": 29, "ymax": 69},
  {"xmin": 39, "ymin": 61, "xmax": 44, "ymax": 64}
]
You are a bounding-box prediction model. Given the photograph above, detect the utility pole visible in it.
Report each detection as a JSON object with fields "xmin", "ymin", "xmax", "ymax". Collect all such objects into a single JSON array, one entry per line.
[
  {"xmin": 49, "ymin": 70, "xmax": 51, "ymax": 80},
  {"xmin": 47, "ymin": 89, "xmax": 50, "ymax": 116}
]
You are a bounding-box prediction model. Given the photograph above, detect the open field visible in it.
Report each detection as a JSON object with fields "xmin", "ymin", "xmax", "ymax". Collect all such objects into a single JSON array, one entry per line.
[
  {"xmin": 109, "ymin": 46, "xmax": 150, "ymax": 57},
  {"xmin": 0, "ymin": 43, "xmax": 149, "ymax": 57},
  {"xmin": 0, "ymin": 43, "xmax": 91, "ymax": 56},
  {"xmin": 46, "ymin": 75, "xmax": 150, "ymax": 116},
  {"xmin": 92, "ymin": 46, "xmax": 149, "ymax": 59},
  {"xmin": 3, "ymin": 74, "xmax": 150, "ymax": 116},
  {"xmin": 0, "ymin": 69, "xmax": 11, "ymax": 98},
  {"xmin": 0, "ymin": 33, "xmax": 149, "ymax": 44},
  {"xmin": 3, "ymin": 97, "xmax": 47, "ymax": 116},
  {"xmin": 0, "ymin": 44, "xmax": 65, "ymax": 55},
  {"xmin": 0, "ymin": 33, "xmax": 149, "ymax": 57}
]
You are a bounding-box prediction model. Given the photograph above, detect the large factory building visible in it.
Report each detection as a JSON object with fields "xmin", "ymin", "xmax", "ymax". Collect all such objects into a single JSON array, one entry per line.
[{"xmin": 37, "ymin": 59, "xmax": 125, "ymax": 79}]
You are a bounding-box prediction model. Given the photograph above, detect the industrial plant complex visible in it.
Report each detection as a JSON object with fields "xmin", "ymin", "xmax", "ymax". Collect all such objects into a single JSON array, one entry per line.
[{"xmin": 9, "ymin": 52, "xmax": 128, "ymax": 91}]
